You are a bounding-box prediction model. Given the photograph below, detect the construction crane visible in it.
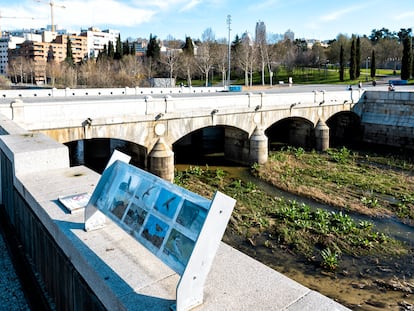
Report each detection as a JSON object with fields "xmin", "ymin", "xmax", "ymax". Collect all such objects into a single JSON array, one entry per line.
[
  {"xmin": 34, "ymin": 0, "xmax": 65, "ymax": 32},
  {"xmin": 0, "ymin": 12, "xmax": 35, "ymax": 38}
]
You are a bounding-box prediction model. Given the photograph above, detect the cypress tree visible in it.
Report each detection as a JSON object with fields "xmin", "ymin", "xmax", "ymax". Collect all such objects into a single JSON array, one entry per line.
[
  {"xmin": 114, "ymin": 34, "xmax": 122, "ymax": 60},
  {"xmin": 146, "ymin": 34, "xmax": 161, "ymax": 60},
  {"xmin": 401, "ymin": 35, "xmax": 412, "ymax": 80},
  {"xmin": 182, "ymin": 36, "xmax": 194, "ymax": 57},
  {"xmin": 339, "ymin": 45, "xmax": 345, "ymax": 81},
  {"xmin": 123, "ymin": 40, "xmax": 131, "ymax": 56},
  {"xmin": 65, "ymin": 36, "xmax": 74, "ymax": 66},
  {"xmin": 349, "ymin": 39, "xmax": 356, "ymax": 80},
  {"xmin": 356, "ymin": 37, "xmax": 361, "ymax": 78},
  {"xmin": 370, "ymin": 50, "xmax": 376, "ymax": 79},
  {"xmin": 108, "ymin": 41, "xmax": 115, "ymax": 59}
]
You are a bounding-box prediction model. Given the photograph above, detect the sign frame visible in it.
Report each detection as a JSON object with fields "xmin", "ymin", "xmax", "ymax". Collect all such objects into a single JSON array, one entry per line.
[{"xmin": 84, "ymin": 159, "xmax": 236, "ymax": 311}]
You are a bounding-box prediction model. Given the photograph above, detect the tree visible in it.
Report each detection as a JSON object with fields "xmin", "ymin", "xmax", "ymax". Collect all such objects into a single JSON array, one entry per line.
[
  {"xmin": 339, "ymin": 45, "xmax": 345, "ymax": 82},
  {"xmin": 108, "ymin": 40, "xmax": 115, "ymax": 59},
  {"xmin": 401, "ymin": 35, "xmax": 412, "ymax": 80},
  {"xmin": 114, "ymin": 34, "xmax": 122, "ymax": 60},
  {"xmin": 356, "ymin": 37, "xmax": 361, "ymax": 78},
  {"xmin": 180, "ymin": 36, "xmax": 195, "ymax": 86},
  {"xmin": 146, "ymin": 34, "xmax": 161, "ymax": 79},
  {"xmin": 97, "ymin": 44, "xmax": 108, "ymax": 62},
  {"xmin": 65, "ymin": 36, "xmax": 74, "ymax": 66},
  {"xmin": 349, "ymin": 39, "xmax": 356, "ymax": 80},
  {"xmin": 161, "ymin": 39, "xmax": 182, "ymax": 87},
  {"xmin": 123, "ymin": 40, "xmax": 131, "ymax": 56},
  {"xmin": 197, "ymin": 28, "xmax": 216, "ymax": 86},
  {"xmin": 213, "ymin": 38, "xmax": 229, "ymax": 87},
  {"xmin": 370, "ymin": 49, "xmax": 376, "ymax": 79}
]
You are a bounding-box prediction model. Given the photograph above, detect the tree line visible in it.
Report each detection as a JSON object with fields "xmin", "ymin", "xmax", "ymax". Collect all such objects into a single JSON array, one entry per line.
[{"xmin": 5, "ymin": 27, "xmax": 413, "ymax": 88}]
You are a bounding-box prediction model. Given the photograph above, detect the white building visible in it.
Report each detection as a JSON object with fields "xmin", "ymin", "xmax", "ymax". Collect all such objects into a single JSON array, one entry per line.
[
  {"xmin": 80, "ymin": 27, "xmax": 120, "ymax": 59},
  {"xmin": 0, "ymin": 32, "xmax": 42, "ymax": 76}
]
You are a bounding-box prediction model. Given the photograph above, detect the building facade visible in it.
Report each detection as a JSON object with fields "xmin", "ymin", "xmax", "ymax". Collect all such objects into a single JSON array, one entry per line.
[
  {"xmin": 80, "ymin": 27, "xmax": 120, "ymax": 59},
  {"xmin": 8, "ymin": 33, "xmax": 87, "ymax": 84}
]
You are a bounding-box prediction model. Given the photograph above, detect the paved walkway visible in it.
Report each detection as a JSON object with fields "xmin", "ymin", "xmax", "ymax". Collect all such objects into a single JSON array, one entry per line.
[{"xmin": 0, "ymin": 227, "xmax": 30, "ymax": 311}]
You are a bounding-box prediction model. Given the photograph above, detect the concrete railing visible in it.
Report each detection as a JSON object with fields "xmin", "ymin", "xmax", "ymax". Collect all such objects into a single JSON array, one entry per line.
[
  {"xmin": 0, "ymin": 86, "xmax": 226, "ymax": 99},
  {"xmin": 0, "ymin": 113, "xmax": 350, "ymax": 311},
  {"xmin": 0, "ymin": 90, "xmax": 356, "ymax": 132}
]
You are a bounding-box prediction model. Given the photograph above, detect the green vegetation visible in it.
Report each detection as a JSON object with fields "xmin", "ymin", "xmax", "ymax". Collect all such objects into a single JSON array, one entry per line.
[
  {"xmin": 174, "ymin": 162, "xmax": 410, "ymax": 271},
  {"xmin": 252, "ymin": 147, "xmax": 414, "ymax": 222}
]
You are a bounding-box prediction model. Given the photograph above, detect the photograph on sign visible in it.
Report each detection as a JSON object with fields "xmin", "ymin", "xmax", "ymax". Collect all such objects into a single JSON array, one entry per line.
[
  {"xmin": 176, "ymin": 200, "xmax": 207, "ymax": 233},
  {"xmin": 164, "ymin": 229, "xmax": 195, "ymax": 266},
  {"xmin": 108, "ymin": 175, "xmax": 141, "ymax": 220},
  {"xmin": 135, "ymin": 182, "xmax": 159, "ymax": 209},
  {"xmin": 154, "ymin": 188, "xmax": 180, "ymax": 219},
  {"xmin": 123, "ymin": 202, "xmax": 148, "ymax": 232},
  {"xmin": 141, "ymin": 214, "xmax": 169, "ymax": 248}
]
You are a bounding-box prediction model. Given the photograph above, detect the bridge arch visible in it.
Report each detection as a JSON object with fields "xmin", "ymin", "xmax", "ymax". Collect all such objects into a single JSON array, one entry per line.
[
  {"xmin": 326, "ymin": 111, "xmax": 362, "ymax": 148},
  {"xmin": 266, "ymin": 117, "xmax": 315, "ymax": 150},
  {"xmin": 173, "ymin": 125, "xmax": 251, "ymax": 165},
  {"xmin": 64, "ymin": 137, "xmax": 148, "ymax": 173}
]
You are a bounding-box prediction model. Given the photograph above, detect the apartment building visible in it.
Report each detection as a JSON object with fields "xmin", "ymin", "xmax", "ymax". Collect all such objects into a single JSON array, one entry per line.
[
  {"xmin": 8, "ymin": 33, "xmax": 87, "ymax": 84},
  {"xmin": 0, "ymin": 32, "xmax": 43, "ymax": 77},
  {"xmin": 80, "ymin": 27, "xmax": 120, "ymax": 59}
]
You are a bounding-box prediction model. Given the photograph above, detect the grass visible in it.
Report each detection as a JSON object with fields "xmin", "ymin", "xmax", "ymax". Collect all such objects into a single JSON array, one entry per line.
[
  {"xmin": 252, "ymin": 147, "xmax": 414, "ymax": 222},
  {"xmin": 174, "ymin": 161, "xmax": 410, "ymax": 271}
]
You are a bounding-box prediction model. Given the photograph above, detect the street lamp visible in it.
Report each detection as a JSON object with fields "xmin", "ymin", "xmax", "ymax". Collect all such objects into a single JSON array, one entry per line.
[
  {"xmin": 324, "ymin": 60, "xmax": 329, "ymax": 80},
  {"xmin": 227, "ymin": 15, "xmax": 232, "ymax": 88}
]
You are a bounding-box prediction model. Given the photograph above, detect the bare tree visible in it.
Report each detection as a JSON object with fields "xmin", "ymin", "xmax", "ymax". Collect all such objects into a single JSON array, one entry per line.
[
  {"xmin": 179, "ymin": 36, "xmax": 196, "ymax": 86},
  {"xmin": 161, "ymin": 39, "xmax": 182, "ymax": 87},
  {"xmin": 210, "ymin": 38, "xmax": 228, "ymax": 86},
  {"xmin": 120, "ymin": 54, "xmax": 146, "ymax": 86},
  {"xmin": 255, "ymin": 24, "xmax": 268, "ymax": 85}
]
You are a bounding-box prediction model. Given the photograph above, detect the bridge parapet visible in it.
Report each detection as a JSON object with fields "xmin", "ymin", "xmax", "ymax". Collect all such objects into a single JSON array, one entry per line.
[{"xmin": 0, "ymin": 86, "xmax": 226, "ymax": 99}]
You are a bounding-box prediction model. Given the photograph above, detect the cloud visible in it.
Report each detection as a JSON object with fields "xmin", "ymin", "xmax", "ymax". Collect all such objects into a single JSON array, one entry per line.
[
  {"xmin": 393, "ymin": 11, "xmax": 414, "ymax": 20},
  {"xmin": 179, "ymin": 0, "xmax": 202, "ymax": 12},
  {"xmin": 0, "ymin": 0, "xmax": 156, "ymax": 31},
  {"xmin": 320, "ymin": 5, "xmax": 363, "ymax": 22}
]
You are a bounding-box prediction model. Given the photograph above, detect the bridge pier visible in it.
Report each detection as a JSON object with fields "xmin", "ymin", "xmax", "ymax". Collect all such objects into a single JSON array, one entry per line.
[
  {"xmin": 249, "ymin": 126, "xmax": 268, "ymax": 164},
  {"xmin": 315, "ymin": 119, "xmax": 330, "ymax": 151},
  {"xmin": 148, "ymin": 137, "xmax": 174, "ymax": 182}
]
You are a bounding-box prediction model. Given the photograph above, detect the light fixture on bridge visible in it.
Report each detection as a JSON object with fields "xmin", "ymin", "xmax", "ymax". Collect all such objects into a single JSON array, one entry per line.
[
  {"xmin": 211, "ymin": 109, "xmax": 219, "ymax": 115},
  {"xmin": 255, "ymin": 105, "xmax": 261, "ymax": 111},
  {"xmin": 155, "ymin": 112, "xmax": 164, "ymax": 120}
]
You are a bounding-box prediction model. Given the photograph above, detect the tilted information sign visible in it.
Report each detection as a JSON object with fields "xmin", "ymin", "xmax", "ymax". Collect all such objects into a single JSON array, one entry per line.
[{"xmin": 84, "ymin": 160, "xmax": 236, "ymax": 311}]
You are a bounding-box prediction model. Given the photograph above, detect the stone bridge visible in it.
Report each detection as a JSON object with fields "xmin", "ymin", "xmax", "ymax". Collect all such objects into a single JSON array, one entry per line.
[{"xmin": 0, "ymin": 87, "xmax": 359, "ymax": 181}]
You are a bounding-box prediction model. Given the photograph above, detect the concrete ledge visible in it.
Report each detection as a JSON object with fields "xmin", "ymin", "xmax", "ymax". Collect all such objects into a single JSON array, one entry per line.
[{"xmin": 15, "ymin": 164, "xmax": 349, "ymax": 311}]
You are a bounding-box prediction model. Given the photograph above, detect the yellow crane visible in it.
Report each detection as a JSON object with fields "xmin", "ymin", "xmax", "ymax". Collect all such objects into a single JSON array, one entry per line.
[
  {"xmin": 0, "ymin": 12, "xmax": 35, "ymax": 38},
  {"xmin": 34, "ymin": 0, "xmax": 65, "ymax": 32}
]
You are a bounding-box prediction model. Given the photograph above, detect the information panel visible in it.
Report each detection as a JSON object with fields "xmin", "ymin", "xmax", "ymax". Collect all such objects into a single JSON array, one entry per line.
[{"xmin": 84, "ymin": 159, "xmax": 236, "ymax": 310}]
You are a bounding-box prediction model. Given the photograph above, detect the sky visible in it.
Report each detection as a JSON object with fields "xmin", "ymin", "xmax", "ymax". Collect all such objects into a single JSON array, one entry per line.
[{"xmin": 1, "ymin": 0, "xmax": 414, "ymax": 42}]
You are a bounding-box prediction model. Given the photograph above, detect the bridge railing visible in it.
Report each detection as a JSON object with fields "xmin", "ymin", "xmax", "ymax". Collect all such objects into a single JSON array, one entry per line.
[
  {"xmin": 0, "ymin": 86, "xmax": 226, "ymax": 99},
  {"xmin": 0, "ymin": 90, "xmax": 358, "ymax": 130}
]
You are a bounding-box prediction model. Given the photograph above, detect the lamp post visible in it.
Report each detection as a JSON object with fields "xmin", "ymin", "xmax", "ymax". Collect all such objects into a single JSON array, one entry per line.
[
  {"xmin": 227, "ymin": 15, "xmax": 231, "ymax": 88},
  {"xmin": 324, "ymin": 60, "xmax": 329, "ymax": 80}
]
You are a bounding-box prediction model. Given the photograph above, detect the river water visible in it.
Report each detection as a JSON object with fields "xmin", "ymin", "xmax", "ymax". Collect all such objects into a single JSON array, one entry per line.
[{"xmin": 175, "ymin": 159, "xmax": 414, "ymax": 311}]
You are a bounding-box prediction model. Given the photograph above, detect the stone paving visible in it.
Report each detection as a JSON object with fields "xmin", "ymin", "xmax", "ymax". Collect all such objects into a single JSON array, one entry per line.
[{"xmin": 0, "ymin": 229, "xmax": 30, "ymax": 311}]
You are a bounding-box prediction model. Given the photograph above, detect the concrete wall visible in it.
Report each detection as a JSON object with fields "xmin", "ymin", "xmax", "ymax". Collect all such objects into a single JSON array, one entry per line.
[{"xmin": 353, "ymin": 91, "xmax": 414, "ymax": 149}]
